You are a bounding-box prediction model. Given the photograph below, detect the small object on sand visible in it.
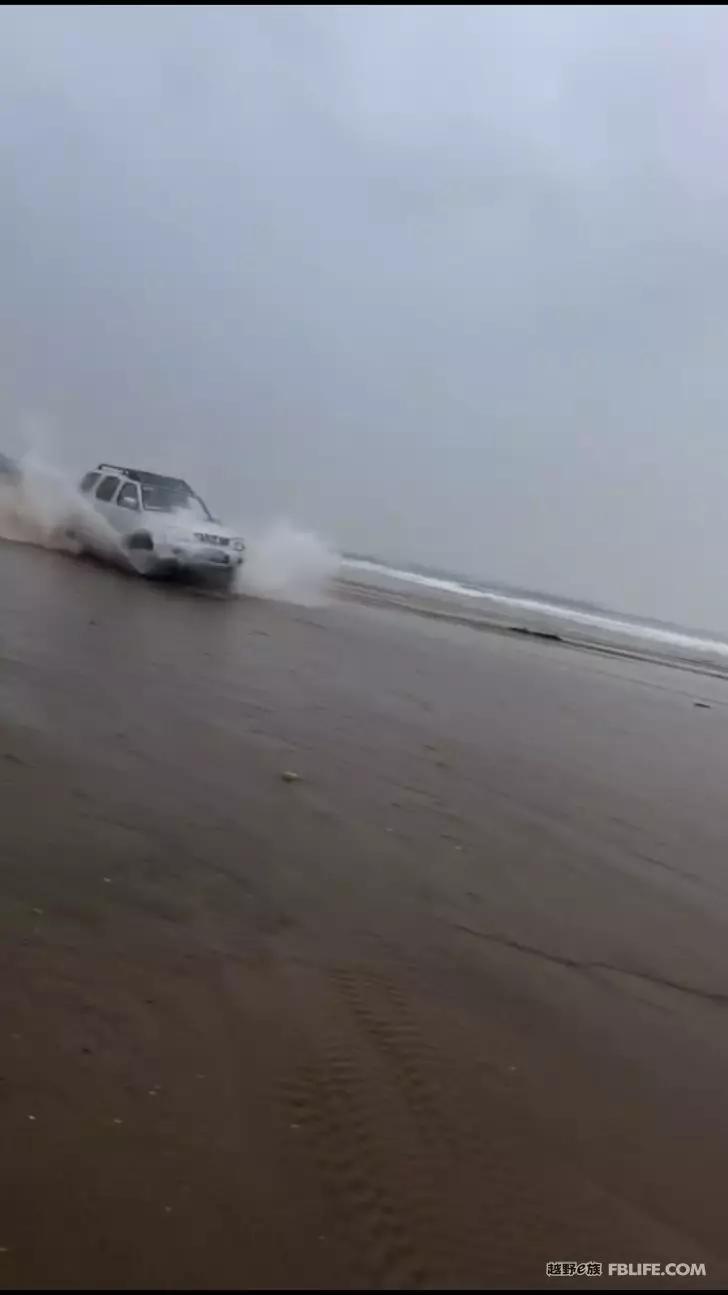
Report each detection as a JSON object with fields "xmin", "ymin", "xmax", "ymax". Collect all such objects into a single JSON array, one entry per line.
[
  {"xmin": 27, "ymin": 1115, "xmax": 36, "ymax": 1122},
  {"xmin": 694, "ymin": 701, "xmax": 711, "ymax": 709},
  {"xmin": 281, "ymin": 770, "xmax": 301, "ymax": 783},
  {"xmin": 112, "ymin": 1118, "xmax": 123, "ymax": 1125}
]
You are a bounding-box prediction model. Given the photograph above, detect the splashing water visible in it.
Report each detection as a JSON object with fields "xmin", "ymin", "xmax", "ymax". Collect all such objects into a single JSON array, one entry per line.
[
  {"xmin": 0, "ymin": 456, "xmax": 69, "ymax": 549},
  {"xmin": 236, "ymin": 520, "xmax": 339, "ymax": 605},
  {"xmin": 0, "ymin": 454, "xmax": 122, "ymax": 561}
]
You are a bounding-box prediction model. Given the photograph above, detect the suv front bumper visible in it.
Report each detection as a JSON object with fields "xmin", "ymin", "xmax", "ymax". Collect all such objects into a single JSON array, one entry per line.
[{"xmin": 155, "ymin": 540, "xmax": 244, "ymax": 573}]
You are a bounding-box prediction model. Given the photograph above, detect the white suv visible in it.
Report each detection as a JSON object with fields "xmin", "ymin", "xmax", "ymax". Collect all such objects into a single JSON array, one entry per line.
[{"xmin": 78, "ymin": 464, "xmax": 245, "ymax": 586}]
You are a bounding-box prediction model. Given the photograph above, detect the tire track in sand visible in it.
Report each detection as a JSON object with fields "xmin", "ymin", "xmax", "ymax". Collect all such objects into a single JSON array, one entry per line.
[{"xmin": 281, "ymin": 961, "xmax": 493, "ymax": 1288}]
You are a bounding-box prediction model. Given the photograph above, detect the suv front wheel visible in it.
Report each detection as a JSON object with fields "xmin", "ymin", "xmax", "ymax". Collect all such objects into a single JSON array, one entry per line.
[
  {"xmin": 125, "ymin": 530, "xmax": 163, "ymax": 577},
  {"xmin": 127, "ymin": 530, "xmax": 154, "ymax": 552}
]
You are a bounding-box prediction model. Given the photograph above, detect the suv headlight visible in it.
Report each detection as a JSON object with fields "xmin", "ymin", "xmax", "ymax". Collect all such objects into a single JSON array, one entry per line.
[{"xmin": 232, "ymin": 539, "xmax": 245, "ymax": 551}]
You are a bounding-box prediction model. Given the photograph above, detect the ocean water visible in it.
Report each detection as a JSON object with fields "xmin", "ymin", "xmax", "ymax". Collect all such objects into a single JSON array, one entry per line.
[{"xmin": 343, "ymin": 557, "xmax": 728, "ymax": 673}]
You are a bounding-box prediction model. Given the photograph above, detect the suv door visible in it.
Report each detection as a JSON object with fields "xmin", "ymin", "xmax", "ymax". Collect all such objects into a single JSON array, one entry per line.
[
  {"xmin": 93, "ymin": 474, "xmax": 122, "ymax": 530},
  {"xmin": 114, "ymin": 481, "xmax": 142, "ymax": 537}
]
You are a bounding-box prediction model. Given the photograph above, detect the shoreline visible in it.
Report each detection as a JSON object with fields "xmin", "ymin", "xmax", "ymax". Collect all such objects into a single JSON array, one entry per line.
[{"xmin": 337, "ymin": 575, "xmax": 728, "ymax": 682}]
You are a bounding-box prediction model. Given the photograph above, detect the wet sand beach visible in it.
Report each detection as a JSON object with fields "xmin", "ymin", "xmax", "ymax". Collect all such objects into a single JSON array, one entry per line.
[{"xmin": 1, "ymin": 542, "xmax": 727, "ymax": 1289}]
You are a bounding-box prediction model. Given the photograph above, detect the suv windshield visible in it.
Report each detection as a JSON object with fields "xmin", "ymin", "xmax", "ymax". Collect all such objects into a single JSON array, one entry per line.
[{"xmin": 140, "ymin": 482, "xmax": 212, "ymax": 521}]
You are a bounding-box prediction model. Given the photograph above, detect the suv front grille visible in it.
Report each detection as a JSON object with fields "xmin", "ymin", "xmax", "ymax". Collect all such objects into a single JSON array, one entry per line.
[{"xmin": 196, "ymin": 533, "xmax": 229, "ymax": 546}]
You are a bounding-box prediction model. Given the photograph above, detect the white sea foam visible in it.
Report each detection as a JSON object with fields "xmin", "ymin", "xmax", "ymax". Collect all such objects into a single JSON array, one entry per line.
[{"xmin": 343, "ymin": 558, "xmax": 728, "ymax": 663}]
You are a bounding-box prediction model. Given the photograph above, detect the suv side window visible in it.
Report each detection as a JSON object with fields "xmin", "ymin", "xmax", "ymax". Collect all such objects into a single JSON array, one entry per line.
[
  {"xmin": 80, "ymin": 471, "xmax": 100, "ymax": 494},
  {"xmin": 95, "ymin": 474, "xmax": 120, "ymax": 502},
  {"xmin": 117, "ymin": 482, "xmax": 140, "ymax": 511}
]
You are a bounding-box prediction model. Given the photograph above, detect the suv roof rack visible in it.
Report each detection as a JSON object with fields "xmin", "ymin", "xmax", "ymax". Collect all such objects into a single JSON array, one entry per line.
[
  {"xmin": 97, "ymin": 464, "xmax": 191, "ymax": 491},
  {"xmin": 97, "ymin": 463, "xmax": 131, "ymax": 476}
]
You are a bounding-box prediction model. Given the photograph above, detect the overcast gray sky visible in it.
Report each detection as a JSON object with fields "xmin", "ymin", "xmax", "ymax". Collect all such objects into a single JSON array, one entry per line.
[{"xmin": 2, "ymin": 4, "xmax": 728, "ymax": 625}]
